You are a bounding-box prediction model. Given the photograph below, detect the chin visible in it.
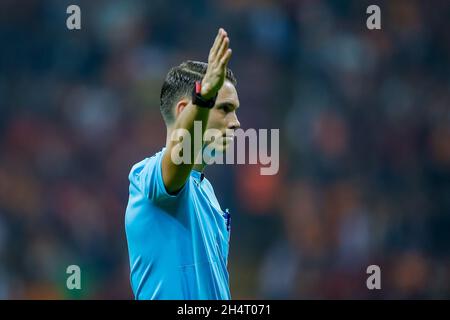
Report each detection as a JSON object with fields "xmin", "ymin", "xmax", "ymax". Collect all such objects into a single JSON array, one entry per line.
[
  {"xmin": 213, "ymin": 143, "xmax": 227, "ymax": 154},
  {"xmin": 205, "ymin": 138, "xmax": 233, "ymax": 159},
  {"xmin": 219, "ymin": 138, "xmax": 234, "ymax": 152}
]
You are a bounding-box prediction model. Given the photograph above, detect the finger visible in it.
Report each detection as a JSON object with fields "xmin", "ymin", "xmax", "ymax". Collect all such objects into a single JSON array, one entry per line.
[
  {"xmin": 220, "ymin": 48, "xmax": 232, "ymax": 67},
  {"xmin": 209, "ymin": 29, "xmax": 224, "ymax": 57},
  {"xmin": 210, "ymin": 29, "xmax": 227, "ymax": 59},
  {"xmin": 216, "ymin": 36, "xmax": 229, "ymax": 61}
]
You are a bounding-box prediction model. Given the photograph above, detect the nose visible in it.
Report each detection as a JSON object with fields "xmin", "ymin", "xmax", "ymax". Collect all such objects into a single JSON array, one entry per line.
[{"xmin": 228, "ymin": 112, "xmax": 240, "ymax": 130}]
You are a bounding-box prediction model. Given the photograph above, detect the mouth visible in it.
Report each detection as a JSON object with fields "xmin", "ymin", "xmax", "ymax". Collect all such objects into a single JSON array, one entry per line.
[
  {"xmin": 219, "ymin": 133, "xmax": 234, "ymax": 145},
  {"xmin": 222, "ymin": 134, "xmax": 234, "ymax": 140},
  {"xmin": 222, "ymin": 131, "xmax": 235, "ymax": 138}
]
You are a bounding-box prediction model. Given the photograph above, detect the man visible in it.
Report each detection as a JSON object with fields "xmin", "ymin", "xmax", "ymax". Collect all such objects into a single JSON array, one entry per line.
[{"xmin": 125, "ymin": 28, "xmax": 240, "ymax": 300}]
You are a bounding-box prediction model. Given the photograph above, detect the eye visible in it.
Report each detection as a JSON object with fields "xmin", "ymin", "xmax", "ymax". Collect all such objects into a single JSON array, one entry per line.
[{"xmin": 219, "ymin": 104, "xmax": 233, "ymax": 113}]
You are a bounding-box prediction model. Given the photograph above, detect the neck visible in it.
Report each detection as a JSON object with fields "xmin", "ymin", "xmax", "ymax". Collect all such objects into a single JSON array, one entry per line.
[{"xmin": 193, "ymin": 160, "xmax": 208, "ymax": 173}]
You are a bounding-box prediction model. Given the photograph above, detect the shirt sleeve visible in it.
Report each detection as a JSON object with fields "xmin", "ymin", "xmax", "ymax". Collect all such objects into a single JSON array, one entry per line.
[{"xmin": 129, "ymin": 150, "xmax": 184, "ymax": 203}]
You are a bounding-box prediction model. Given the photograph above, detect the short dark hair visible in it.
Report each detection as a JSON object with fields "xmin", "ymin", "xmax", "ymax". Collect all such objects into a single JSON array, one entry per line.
[{"xmin": 160, "ymin": 60, "xmax": 237, "ymax": 125}]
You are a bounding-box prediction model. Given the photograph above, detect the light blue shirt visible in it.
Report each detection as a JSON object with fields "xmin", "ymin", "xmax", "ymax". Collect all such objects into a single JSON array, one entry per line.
[{"xmin": 125, "ymin": 148, "xmax": 231, "ymax": 300}]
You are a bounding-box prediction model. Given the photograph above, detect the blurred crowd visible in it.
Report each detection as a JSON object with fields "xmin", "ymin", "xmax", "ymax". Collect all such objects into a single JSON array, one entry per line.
[{"xmin": 0, "ymin": 0, "xmax": 449, "ymax": 299}]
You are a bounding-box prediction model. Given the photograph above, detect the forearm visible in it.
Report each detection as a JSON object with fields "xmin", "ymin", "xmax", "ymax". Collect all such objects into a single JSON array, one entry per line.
[{"xmin": 169, "ymin": 102, "xmax": 210, "ymax": 164}]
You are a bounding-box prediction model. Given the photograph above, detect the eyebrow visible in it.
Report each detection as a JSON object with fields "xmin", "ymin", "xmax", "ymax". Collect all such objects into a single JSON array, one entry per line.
[{"xmin": 216, "ymin": 102, "xmax": 240, "ymax": 110}]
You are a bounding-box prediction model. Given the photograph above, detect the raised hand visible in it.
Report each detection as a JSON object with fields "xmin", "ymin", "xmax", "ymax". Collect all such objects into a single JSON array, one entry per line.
[{"xmin": 201, "ymin": 28, "xmax": 232, "ymax": 100}]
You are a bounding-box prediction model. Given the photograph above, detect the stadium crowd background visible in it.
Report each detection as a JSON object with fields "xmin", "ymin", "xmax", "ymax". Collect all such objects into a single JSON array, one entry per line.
[{"xmin": 0, "ymin": 0, "xmax": 449, "ymax": 299}]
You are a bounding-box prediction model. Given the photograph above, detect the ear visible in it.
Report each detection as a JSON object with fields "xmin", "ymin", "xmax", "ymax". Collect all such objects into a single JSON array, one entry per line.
[{"xmin": 175, "ymin": 99, "xmax": 189, "ymax": 118}]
